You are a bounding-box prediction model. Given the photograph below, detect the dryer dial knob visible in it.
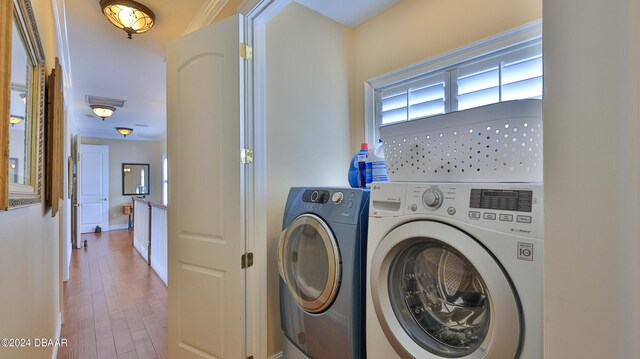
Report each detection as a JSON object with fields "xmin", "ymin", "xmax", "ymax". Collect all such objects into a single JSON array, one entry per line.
[
  {"xmin": 331, "ymin": 191, "xmax": 344, "ymax": 205},
  {"xmin": 422, "ymin": 188, "xmax": 443, "ymax": 209}
]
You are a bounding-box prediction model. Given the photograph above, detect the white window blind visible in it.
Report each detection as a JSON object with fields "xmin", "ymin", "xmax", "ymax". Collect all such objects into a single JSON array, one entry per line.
[
  {"xmin": 376, "ymin": 38, "xmax": 542, "ymax": 128},
  {"xmin": 456, "ymin": 41, "xmax": 542, "ymax": 110},
  {"xmin": 380, "ymin": 73, "xmax": 447, "ymax": 125}
]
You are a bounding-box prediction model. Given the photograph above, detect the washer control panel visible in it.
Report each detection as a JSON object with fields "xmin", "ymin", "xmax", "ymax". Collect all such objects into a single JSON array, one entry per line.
[
  {"xmin": 422, "ymin": 187, "xmax": 443, "ymax": 209},
  {"xmin": 371, "ymin": 182, "xmax": 543, "ymax": 239}
]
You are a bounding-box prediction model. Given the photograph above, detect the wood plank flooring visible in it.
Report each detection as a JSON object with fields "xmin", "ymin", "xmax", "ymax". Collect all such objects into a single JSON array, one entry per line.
[{"xmin": 58, "ymin": 230, "xmax": 167, "ymax": 359}]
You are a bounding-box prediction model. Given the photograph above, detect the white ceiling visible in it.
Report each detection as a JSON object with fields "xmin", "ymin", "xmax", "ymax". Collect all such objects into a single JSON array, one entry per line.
[
  {"xmin": 64, "ymin": 0, "xmax": 400, "ymax": 141},
  {"xmin": 295, "ymin": 0, "xmax": 400, "ymax": 28},
  {"xmin": 65, "ymin": 0, "xmax": 206, "ymax": 141}
]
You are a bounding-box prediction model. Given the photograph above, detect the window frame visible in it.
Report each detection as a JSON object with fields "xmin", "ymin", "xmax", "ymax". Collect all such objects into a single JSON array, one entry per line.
[
  {"xmin": 161, "ymin": 153, "xmax": 168, "ymax": 205},
  {"xmin": 364, "ymin": 20, "xmax": 542, "ymax": 146}
]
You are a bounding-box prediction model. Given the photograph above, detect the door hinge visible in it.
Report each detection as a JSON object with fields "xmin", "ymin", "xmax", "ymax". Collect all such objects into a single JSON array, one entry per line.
[
  {"xmin": 241, "ymin": 148, "xmax": 254, "ymax": 164},
  {"xmin": 241, "ymin": 252, "xmax": 254, "ymax": 269},
  {"xmin": 240, "ymin": 43, "xmax": 253, "ymax": 61}
]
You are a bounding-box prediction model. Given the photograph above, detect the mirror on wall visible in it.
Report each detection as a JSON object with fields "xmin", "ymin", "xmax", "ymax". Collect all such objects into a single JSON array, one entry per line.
[
  {"xmin": 10, "ymin": 19, "xmax": 30, "ymax": 187},
  {"xmin": 0, "ymin": 0, "xmax": 46, "ymax": 209},
  {"xmin": 122, "ymin": 163, "xmax": 150, "ymax": 196}
]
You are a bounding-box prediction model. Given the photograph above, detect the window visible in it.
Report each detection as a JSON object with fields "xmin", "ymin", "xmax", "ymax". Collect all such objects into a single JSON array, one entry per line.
[
  {"xmin": 162, "ymin": 154, "xmax": 168, "ymax": 205},
  {"xmin": 380, "ymin": 73, "xmax": 448, "ymax": 124},
  {"xmin": 365, "ymin": 21, "xmax": 542, "ymax": 145}
]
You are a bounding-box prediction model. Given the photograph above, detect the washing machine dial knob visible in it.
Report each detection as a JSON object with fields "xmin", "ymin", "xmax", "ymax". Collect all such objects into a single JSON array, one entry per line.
[
  {"xmin": 331, "ymin": 191, "xmax": 344, "ymax": 205},
  {"xmin": 422, "ymin": 188, "xmax": 443, "ymax": 209}
]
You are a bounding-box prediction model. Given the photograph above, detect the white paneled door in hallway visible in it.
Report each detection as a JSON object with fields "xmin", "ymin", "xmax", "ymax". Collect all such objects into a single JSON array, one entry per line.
[
  {"xmin": 166, "ymin": 14, "xmax": 245, "ymax": 359},
  {"xmin": 79, "ymin": 144, "xmax": 109, "ymax": 234}
]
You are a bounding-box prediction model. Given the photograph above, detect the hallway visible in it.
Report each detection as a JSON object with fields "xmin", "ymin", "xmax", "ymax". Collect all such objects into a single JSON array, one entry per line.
[{"xmin": 58, "ymin": 230, "xmax": 167, "ymax": 359}]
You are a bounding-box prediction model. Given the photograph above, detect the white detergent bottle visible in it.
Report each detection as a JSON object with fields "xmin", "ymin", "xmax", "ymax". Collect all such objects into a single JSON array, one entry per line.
[{"xmin": 365, "ymin": 139, "xmax": 388, "ymax": 188}]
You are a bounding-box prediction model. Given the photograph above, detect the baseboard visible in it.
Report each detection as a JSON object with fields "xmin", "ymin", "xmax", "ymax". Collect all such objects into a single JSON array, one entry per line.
[
  {"xmin": 51, "ymin": 312, "xmax": 62, "ymax": 359},
  {"xmin": 268, "ymin": 352, "xmax": 283, "ymax": 359},
  {"xmin": 109, "ymin": 224, "xmax": 128, "ymax": 231}
]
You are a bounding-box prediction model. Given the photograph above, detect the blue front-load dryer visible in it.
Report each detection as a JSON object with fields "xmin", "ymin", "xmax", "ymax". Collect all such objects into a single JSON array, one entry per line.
[{"xmin": 278, "ymin": 187, "xmax": 370, "ymax": 359}]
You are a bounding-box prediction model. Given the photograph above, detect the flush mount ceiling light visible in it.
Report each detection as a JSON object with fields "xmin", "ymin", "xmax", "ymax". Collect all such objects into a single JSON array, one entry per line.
[
  {"xmin": 100, "ymin": 0, "xmax": 155, "ymax": 39},
  {"xmin": 116, "ymin": 127, "xmax": 134, "ymax": 137},
  {"xmin": 10, "ymin": 115, "xmax": 24, "ymax": 127},
  {"xmin": 90, "ymin": 104, "xmax": 116, "ymax": 120}
]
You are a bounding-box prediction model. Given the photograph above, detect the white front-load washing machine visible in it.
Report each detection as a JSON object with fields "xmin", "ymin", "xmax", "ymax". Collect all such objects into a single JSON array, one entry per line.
[{"xmin": 367, "ymin": 182, "xmax": 543, "ymax": 359}]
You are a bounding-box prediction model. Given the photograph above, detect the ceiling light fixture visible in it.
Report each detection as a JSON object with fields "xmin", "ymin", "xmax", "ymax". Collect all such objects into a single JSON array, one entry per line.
[
  {"xmin": 10, "ymin": 115, "xmax": 24, "ymax": 127},
  {"xmin": 90, "ymin": 104, "xmax": 116, "ymax": 120},
  {"xmin": 116, "ymin": 127, "xmax": 134, "ymax": 137},
  {"xmin": 123, "ymin": 167, "xmax": 131, "ymax": 174},
  {"xmin": 100, "ymin": 0, "xmax": 156, "ymax": 39},
  {"xmin": 19, "ymin": 93, "xmax": 26, "ymax": 104}
]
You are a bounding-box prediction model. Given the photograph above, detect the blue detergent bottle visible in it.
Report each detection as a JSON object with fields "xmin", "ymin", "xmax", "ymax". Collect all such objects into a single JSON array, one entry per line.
[{"xmin": 348, "ymin": 143, "xmax": 369, "ymax": 188}]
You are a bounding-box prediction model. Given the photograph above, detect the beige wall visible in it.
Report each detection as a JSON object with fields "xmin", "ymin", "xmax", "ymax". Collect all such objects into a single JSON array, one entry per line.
[
  {"xmin": 0, "ymin": 0, "xmax": 62, "ymax": 358},
  {"xmin": 265, "ymin": 3, "xmax": 353, "ymax": 355},
  {"xmin": 81, "ymin": 138, "xmax": 162, "ymax": 228},
  {"xmin": 215, "ymin": 0, "xmax": 243, "ymax": 22},
  {"xmin": 543, "ymin": 0, "xmax": 640, "ymax": 357},
  {"xmin": 351, "ymin": 0, "xmax": 542, "ymax": 151}
]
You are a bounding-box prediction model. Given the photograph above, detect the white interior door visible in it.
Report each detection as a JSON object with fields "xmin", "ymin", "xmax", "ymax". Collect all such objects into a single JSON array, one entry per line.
[
  {"xmin": 78, "ymin": 144, "xmax": 109, "ymax": 234},
  {"xmin": 166, "ymin": 14, "xmax": 245, "ymax": 359}
]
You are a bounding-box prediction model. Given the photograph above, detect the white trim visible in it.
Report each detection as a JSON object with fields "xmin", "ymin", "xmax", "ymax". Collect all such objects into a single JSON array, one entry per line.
[
  {"xmin": 364, "ymin": 81, "xmax": 375, "ymax": 146},
  {"xmin": 241, "ymin": 2, "xmax": 291, "ymax": 358},
  {"xmin": 161, "ymin": 153, "xmax": 168, "ymax": 206},
  {"xmin": 51, "ymin": 312, "xmax": 62, "ymax": 359},
  {"xmin": 268, "ymin": 352, "xmax": 283, "ymax": 359},
  {"xmin": 364, "ymin": 19, "xmax": 542, "ymax": 145},
  {"xmin": 108, "ymin": 224, "xmax": 129, "ymax": 231},
  {"xmin": 50, "ymin": 0, "xmax": 73, "ymax": 92},
  {"xmin": 183, "ymin": 0, "xmax": 231, "ymax": 35}
]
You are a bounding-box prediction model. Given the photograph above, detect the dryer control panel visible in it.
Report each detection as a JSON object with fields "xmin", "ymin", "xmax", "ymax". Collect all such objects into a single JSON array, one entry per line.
[
  {"xmin": 370, "ymin": 182, "xmax": 543, "ymax": 239},
  {"xmin": 302, "ymin": 190, "xmax": 330, "ymax": 204}
]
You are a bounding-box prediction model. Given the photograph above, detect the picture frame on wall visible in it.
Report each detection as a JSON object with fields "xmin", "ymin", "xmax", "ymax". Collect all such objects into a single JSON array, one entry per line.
[
  {"xmin": 0, "ymin": 0, "xmax": 46, "ymax": 210},
  {"xmin": 45, "ymin": 57, "xmax": 64, "ymax": 216}
]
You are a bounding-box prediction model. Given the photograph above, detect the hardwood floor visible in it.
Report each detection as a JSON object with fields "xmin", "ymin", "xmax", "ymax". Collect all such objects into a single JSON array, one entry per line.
[{"xmin": 58, "ymin": 230, "xmax": 167, "ymax": 359}]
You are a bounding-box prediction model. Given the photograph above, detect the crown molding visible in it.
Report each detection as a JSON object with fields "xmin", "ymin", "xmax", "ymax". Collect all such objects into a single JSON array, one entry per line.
[
  {"xmin": 183, "ymin": 0, "xmax": 230, "ymax": 35},
  {"xmin": 51, "ymin": 0, "xmax": 72, "ymax": 90}
]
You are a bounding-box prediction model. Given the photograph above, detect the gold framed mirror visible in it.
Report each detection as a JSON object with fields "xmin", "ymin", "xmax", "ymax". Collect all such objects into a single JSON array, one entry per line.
[{"xmin": 0, "ymin": 0, "xmax": 45, "ymax": 209}]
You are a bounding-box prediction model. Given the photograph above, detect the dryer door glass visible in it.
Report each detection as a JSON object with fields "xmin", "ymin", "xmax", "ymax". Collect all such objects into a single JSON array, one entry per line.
[
  {"xmin": 389, "ymin": 241, "xmax": 490, "ymax": 357},
  {"xmin": 279, "ymin": 214, "xmax": 341, "ymax": 313}
]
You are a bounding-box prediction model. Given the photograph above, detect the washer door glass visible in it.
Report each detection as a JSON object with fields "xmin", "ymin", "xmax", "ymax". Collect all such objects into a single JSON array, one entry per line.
[
  {"xmin": 389, "ymin": 241, "xmax": 490, "ymax": 357},
  {"xmin": 278, "ymin": 214, "xmax": 341, "ymax": 313},
  {"xmin": 370, "ymin": 221, "xmax": 521, "ymax": 359}
]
